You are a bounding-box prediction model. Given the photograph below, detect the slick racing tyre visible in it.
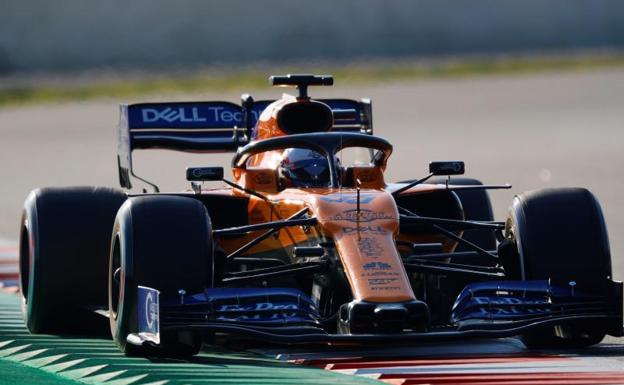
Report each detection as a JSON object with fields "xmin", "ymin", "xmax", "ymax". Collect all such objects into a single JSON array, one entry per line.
[
  {"xmin": 20, "ymin": 187, "xmax": 126, "ymax": 334},
  {"xmin": 398, "ymin": 176, "xmax": 496, "ymax": 255},
  {"xmin": 503, "ymin": 188, "xmax": 612, "ymax": 348},
  {"xmin": 109, "ymin": 195, "xmax": 213, "ymax": 357},
  {"xmin": 429, "ymin": 176, "xmax": 496, "ymax": 265},
  {"xmin": 420, "ymin": 176, "xmax": 496, "ymax": 266}
]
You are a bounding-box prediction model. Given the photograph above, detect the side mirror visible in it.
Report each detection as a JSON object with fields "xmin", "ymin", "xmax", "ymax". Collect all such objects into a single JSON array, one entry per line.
[
  {"xmin": 292, "ymin": 246, "xmax": 325, "ymax": 258},
  {"xmin": 186, "ymin": 167, "xmax": 224, "ymax": 181},
  {"xmin": 429, "ymin": 161, "xmax": 465, "ymax": 176}
]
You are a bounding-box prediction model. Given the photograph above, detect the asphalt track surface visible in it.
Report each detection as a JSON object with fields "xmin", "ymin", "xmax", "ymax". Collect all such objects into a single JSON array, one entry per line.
[{"xmin": 1, "ymin": 68, "xmax": 623, "ymax": 383}]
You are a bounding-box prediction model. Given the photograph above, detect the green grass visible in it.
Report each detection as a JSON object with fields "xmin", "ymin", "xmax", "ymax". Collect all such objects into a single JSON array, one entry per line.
[
  {"xmin": 0, "ymin": 292, "xmax": 382, "ymax": 385},
  {"xmin": 0, "ymin": 359, "xmax": 82, "ymax": 385},
  {"xmin": 2, "ymin": 53, "xmax": 624, "ymax": 107}
]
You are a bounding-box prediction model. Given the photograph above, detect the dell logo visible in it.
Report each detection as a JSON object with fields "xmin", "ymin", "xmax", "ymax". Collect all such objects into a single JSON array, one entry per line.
[{"xmin": 142, "ymin": 107, "xmax": 207, "ymax": 123}]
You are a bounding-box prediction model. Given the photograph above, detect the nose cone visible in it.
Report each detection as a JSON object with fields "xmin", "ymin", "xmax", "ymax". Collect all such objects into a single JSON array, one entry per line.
[
  {"xmin": 338, "ymin": 300, "xmax": 430, "ymax": 334},
  {"xmin": 374, "ymin": 304, "xmax": 409, "ymax": 331},
  {"xmin": 374, "ymin": 304, "xmax": 408, "ymax": 318}
]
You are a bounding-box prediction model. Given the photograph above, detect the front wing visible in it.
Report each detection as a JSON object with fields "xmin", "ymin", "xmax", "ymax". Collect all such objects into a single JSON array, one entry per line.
[{"xmin": 128, "ymin": 280, "xmax": 623, "ymax": 347}]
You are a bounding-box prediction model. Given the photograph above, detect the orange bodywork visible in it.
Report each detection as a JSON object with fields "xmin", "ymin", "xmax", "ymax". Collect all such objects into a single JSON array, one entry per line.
[
  {"xmin": 313, "ymin": 190, "xmax": 413, "ymax": 302},
  {"xmin": 201, "ymin": 94, "xmax": 458, "ymax": 305},
  {"xmin": 254, "ymin": 96, "xmax": 294, "ymax": 140}
]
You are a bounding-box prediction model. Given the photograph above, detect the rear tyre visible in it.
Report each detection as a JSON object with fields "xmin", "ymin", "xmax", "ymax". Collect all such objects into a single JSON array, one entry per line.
[
  {"xmin": 504, "ymin": 188, "xmax": 612, "ymax": 349},
  {"xmin": 429, "ymin": 177, "xmax": 496, "ymax": 264},
  {"xmin": 109, "ymin": 195, "xmax": 213, "ymax": 356},
  {"xmin": 19, "ymin": 187, "xmax": 126, "ymax": 334}
]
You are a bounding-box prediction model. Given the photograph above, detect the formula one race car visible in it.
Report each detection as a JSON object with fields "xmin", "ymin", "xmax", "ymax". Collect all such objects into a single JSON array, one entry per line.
[{"xmin": 19, "ymin": 74, "xmax": 623, "ymax": 356}]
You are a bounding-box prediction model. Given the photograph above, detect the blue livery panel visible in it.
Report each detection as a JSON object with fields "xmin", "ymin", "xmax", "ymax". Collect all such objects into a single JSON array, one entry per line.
[
  {"xmin": 450, "ymin": 280, "xmax": 607, "ymax": 328},
  {"xmin": 128, "ymin": 102, "xmax": 248, "ymax": 129},
  {"xmin": 126, "ymin": 102, "xmax": 249, "ymax": 152},
  {"xmin": 137, "ymin": 286, "xmax": 160, "ymax": 344},
  {"xmin": 161, "ymin": 287, "xmax": 320, "ymax": 325},
  {"xmin": 126, "ymin": 99, "xmax": 369, "ymax": 136}
]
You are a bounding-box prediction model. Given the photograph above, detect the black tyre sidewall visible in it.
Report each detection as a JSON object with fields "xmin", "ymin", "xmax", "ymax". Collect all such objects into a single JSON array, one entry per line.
[
  {"xmin": 20, "ymin": 187, "xmax": 126, "ymax": 334},
  {"xmin": 509, "ymin": 188, "xmax": 611, "ymax": 291},
  {"xmin": 507, "ymin": 188, "xmax": 612, "ymax": 348},
  {"xmin": 109, "ymin": 202, "xmax": 136, "ymax": 354},
  {"xmin": 110, "ymin": 195, "xmax": 213, "ymax": 356}
]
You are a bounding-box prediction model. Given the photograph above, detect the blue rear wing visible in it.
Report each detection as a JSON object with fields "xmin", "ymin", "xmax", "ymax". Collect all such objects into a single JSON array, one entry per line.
[{"xmin": 117, "ymin": 97, "xmax": 372, "ymax": 190}]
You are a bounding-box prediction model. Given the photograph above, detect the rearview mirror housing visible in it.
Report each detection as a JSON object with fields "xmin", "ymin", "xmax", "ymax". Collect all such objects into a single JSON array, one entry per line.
[
  {"xmin": 186, "ymin": 167, "xmax": 224, "ymax": 181},
  {"xmin": 429, "ymin": 161, "xmax": 465, "ymax": 176}
]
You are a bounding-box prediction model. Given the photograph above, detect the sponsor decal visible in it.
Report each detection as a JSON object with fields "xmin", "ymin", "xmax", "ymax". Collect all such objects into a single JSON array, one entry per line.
[
  {"xmin": 218, "ymin": 302, "xmax": 298, "ymax": 312},
  {"xmin": 472, "ymin": 297, "xmax": 548, "ymax": 306},
  {"xmin": 370, "ymin": 286, "xmax": 401, "ymax": 291},
  {"xmin": 137, "ymin": 286, "xmax": 160, "ymax": 344},
  {"xmin": 368, "ymin": 278, "xmax": 401, "ymax": 291},
  {"xmin": 362, "ymin": 261, "xmax": 392, "ymax": 271},
  {"xmin": 145, "ymin": 291, "xmax": 157, "ymax": 329},
  {"xmin": 216, "ymin": 302, "xmax": 301, "ymax": 322},
  {"xmin": 368, "ymin": 278, "xmax": 398, "ymax": 285},
  {"xmin": 140, "ymin": 105, "xmax": 260, "ymax": 124},
  {"xmin": 191, "ymin": 167, "xmax": 221, "ymax": 179},
  {"xmin": 142, "ymin": 107, "xmax": 207, "ymax": 123},
  {"xmin": 320, "ymin": 194, "xmax": 376, "ymax": 204},
  {"xmin": 471, "ymin": 296, "xmax": 551, "ymax": 316},
  {"xmin": 217, "ymin": 313, "xmax": 300, "ymax": 322},
  {"xmin": 361, "ymin": 271, "xmax": 400, "ymax": 278},
  {"xmin": 357, "ymin": 237, "xmax": 384, "ymax": 258},
  {"xmin": 331, "ymin": 209, "xmax": 392, "ymax": 223},
  {"xmin": 343, "ymin": 225, "xmax": 387, "ymax": 234}
]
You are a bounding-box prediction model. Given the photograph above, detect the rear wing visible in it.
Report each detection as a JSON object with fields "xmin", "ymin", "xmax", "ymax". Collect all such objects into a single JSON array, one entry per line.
[{"xmin": 117, "ymin": 97, "xmax": 372, "ymax": 191}]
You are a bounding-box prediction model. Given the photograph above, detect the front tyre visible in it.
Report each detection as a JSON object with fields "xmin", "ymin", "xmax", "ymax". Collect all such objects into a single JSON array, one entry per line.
[
  {"xmin": 503, "ymin": 188, "xmax": 612, "ymax": 349},
  {"xmin": 109, "ymin": 195, "xmax": 213, "ymax": 356}
]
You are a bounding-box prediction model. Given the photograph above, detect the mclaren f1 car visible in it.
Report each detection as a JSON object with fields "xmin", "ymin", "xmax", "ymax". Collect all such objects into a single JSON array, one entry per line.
[{"xmin": 19, "ymin": 74, "xmax": 623, "ymax": 356}]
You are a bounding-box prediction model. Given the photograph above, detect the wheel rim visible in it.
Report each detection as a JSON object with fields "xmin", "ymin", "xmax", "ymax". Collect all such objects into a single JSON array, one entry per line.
[
  {"xmin": 110, "ymin": 233, "xmax": 122, "ymax": 319},
  {"xmin": 19, "ymin": 223, "xmax": 30, "ymax": 300}
]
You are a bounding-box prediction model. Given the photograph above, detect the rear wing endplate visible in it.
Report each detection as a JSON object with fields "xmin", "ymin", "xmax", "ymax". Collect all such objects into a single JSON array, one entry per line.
[{"xmin": 117, "ymin": 97, "xmax": 372, "ymax": 191}]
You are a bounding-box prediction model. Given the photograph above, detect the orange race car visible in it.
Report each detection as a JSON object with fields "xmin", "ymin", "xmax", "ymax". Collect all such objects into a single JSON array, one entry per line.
[{"xmin": 19, "ymin": 74, "xmax": 623, "ymax": 356}]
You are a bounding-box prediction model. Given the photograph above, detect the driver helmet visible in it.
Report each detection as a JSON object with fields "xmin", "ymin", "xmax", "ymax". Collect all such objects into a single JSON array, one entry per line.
[{"xmin": 279, "ymin": 148, "xmax": 331, "ymax": 188}]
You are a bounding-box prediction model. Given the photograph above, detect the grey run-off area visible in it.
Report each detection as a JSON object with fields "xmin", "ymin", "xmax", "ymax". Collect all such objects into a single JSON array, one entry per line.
[{"xmin": 0, "ymin": 69, "xmax": 623, "ymax": 283}]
